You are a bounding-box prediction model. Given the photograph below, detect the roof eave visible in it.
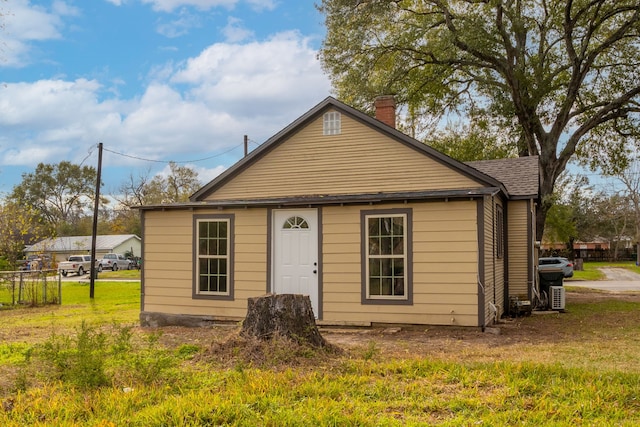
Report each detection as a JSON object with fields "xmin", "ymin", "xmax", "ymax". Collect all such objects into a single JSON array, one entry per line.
[{"xmin": 140, "ymin": 187, "xmax": 502, "ymax": 211}]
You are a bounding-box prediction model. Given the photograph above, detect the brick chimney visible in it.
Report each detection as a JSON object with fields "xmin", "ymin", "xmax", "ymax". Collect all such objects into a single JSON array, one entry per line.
[{"xmin": 374, "ymin": 95, "xmax": 396, "ymax": 128}]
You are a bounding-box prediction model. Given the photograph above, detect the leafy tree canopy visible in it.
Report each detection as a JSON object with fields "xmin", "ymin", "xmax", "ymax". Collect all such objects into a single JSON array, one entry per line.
[
  {"xmin": 319, "ymin": 0, "xmax": 640, "ymax": 239},
  {"xmin": 426, "ymin": 119, "xmax": 517, "ymax": 162},
  {"xmin": 9, "ymin": 161, "xmax": 98, "ymax": 233},
  {"xmin": 113, "ymin": 162, "xmax": 203, "ymax": 234},
  {"xmin": 0, "ymin": 201, "xmax": 53, "ymax": 268},
  {"xmin": 117, "ymin": 161, "xmax": 202, "ymax": 208}
]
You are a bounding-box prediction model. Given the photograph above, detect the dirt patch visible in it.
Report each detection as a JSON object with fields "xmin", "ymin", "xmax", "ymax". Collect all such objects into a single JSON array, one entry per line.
[{"xmin": 151, "ymin": 290, "xmax": 640, "ymax": 364}]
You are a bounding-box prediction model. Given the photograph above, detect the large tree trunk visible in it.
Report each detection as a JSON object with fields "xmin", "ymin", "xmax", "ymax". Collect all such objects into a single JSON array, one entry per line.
[
  {"xmin": 241, "ymin": 294, "xmax": 327, "ymax": 348},
  {"xmin": 535, "ymin": 146, "xmax": 566, "ymax": 242}
]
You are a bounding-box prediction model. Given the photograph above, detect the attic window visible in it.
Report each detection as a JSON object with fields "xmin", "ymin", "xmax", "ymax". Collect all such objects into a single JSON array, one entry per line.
[{"xmin": 323, "ymin": 111, "xmax": 341, "ymax": 135}]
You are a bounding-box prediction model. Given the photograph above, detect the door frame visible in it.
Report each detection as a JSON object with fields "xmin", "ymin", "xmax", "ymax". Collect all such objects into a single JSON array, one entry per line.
[{"xmin": 267, "ymin": 207, "xmax": 323, "ymax": 319}]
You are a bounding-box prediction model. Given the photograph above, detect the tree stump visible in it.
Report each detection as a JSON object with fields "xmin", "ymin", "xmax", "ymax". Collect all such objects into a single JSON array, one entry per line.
[{"xmin": 241, "ymin": 293, "xmax": 327, "ymax": 347}]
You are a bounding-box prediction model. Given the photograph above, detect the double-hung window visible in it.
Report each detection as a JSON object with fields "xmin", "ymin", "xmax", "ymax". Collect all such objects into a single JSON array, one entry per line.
[
  {"xmin": 362, "ymin": 209, "xmax": 412, "ymax": 304},
  {"xmin": 194, "ymin": 215, "xmax": 234, "ymax": 300}
]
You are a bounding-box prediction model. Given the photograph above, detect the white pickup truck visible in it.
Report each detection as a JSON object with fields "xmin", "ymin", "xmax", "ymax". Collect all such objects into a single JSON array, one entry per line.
[{"xmin": 58, "ymin": 255, "xmax": 101, "ymax": 277}]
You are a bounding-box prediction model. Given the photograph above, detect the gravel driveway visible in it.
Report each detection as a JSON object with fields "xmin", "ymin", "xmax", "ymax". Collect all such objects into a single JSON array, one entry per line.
[
  {"xmin": 599, "ymin": 267, "xmax": 640, "ymax": 281},
  {"xmin": 568, "ymin": 267, "xmax": 640, "ymax": 292}
]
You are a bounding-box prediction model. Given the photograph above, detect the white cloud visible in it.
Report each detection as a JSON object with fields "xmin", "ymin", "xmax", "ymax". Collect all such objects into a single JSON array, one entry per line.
[
  {"xmin": 222, "ymin": 16, "xmax": 253, "ymax": 43},
  {"xmin": 141, "ymin": 0, "xmax": 237, "ymax": 13},
  {"xmin": 2, "ymin": 145, "xmax": 60, "ymax": 166},
  {"xmin": 153, "ymin": 162, "xmax": 226, "ymax": 184},
  {"xmin": 156, "ymin": 10, "xmax": 202, "ymax": 38},
  {"xmin": 51, "ymin": 1, "xmax": 80, "ymax": 17},
  {"xmin": 0, "ymin": 31, "xmax": 330, "ymax": 189},
  {"xmin": 1, "ymin": 0, "xmax": 77, "ymax": 67},
  {"xmin": 0, "ymin": 79, "xmax": 106, "ymax": 128},
  {"xmin": 171, "ymin": 31, "xmax": 331, "ymax": 117},
  {"xmin": 246, "ymin": 0, "xmax": 277, "ymax": 12},
  {"xmin": 193, "ymin": 164, "xmax": 227, "ymax": 183}
]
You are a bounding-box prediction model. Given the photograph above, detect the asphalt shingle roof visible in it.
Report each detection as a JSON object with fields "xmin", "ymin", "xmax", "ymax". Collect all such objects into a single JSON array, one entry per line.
[{"xmin": 466, "ymin": 156, "xmax": 539, "ymax": 198}]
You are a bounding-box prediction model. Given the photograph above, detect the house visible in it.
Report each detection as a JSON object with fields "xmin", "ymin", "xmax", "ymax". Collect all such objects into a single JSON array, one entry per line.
[
  {"xmin": 25, "ymin": 234, "xmax": 141, "ymax": 265},
  {"xmin": 137, "ymin": 96, "xmax": 539, "ymax": 329},
  {"xmin": 542, "ymin": 238, "xmax": 636, "ymax": 262}
]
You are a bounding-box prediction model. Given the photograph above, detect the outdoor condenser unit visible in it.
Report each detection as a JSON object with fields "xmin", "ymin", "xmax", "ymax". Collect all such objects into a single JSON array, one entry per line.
[{"xmin": 549, "ymin": 286, "xmax": 566, "ymax": 310}]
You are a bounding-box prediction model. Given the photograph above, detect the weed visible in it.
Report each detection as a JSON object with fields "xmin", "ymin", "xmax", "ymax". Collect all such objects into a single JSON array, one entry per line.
[
  {"xmin": 39, "ymin": 321, "xmax": 110, "ymax": 389},
  {"xmin": 175, "ymin": 344, "xmax": 201, "ymax": 360},
  {"xmin": 111, "ymin": 322, "xmax": 134, "ymax": 355},
  {"xmin": 362, "ymin": 341, "xmax": 379, "ymax": 361},
  {"xmin": 126, "ymin": 333, "xmax": 177, "ymax": 385}
]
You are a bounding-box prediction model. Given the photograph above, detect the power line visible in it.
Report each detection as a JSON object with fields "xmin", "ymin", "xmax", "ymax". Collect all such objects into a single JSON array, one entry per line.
[
  {"xmin": 79, "ymin": 145, "xmax": 97, "ymax": 167},
  {"xmin": 101, "ymin": 142, "xmax": 246, "ymax": 164}
]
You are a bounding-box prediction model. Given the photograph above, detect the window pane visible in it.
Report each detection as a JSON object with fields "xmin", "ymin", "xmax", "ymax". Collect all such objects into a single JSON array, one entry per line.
[
  {"xmin": 369, "ymin": 278, "xmax": 381, "ymax": 296},
  {"xmin": 392, "ymin": 236, "xmax": 404, "ymax": 255},
  {"xmin": 368, "ymin": 218, "xmax": 380, "ymax": 236},
  {"xmin": 219, "ymin": 238, "xmax": 228, "ymax": 256},
  {"xmin": 199, "ymin": 222, "xmax": 208, "ymax": 237},
  {"xmin": 369, "ymin": 237, "xmax": 380, "ymax": 255},
  {"xmin": 380, "ymin": 237, "xmax": 392, "ymax": 255},
  {"xmin": 381, "ymin": 278, "xmax": 393, "ymax": 295},
  {"xmin": 393, "ymin": 278, "xmax": 405, "ymax": 296},
  {"xmin": 199, "ymin": 238, "xmax": 209, "ymax": 256},
  {"xmin": 369, "ymin": 258, "xmax": 381, "ymax": 277},
  {"xmin": 199, "ymin": 275, "xmax": 209, "ymax": 292}
]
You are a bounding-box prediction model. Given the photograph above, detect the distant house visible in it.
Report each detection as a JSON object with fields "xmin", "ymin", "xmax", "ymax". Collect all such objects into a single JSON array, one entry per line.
[
  {"xmin": 137, "ymin": 96, "xmax": 539, "ymax": 329},
  {"xmin": 25, "ymin": 234, "xmax": 141, "ymax": 264},
  {"xmin": 542, "ymin": 238, "xmax": 636, "ymax": 261}
]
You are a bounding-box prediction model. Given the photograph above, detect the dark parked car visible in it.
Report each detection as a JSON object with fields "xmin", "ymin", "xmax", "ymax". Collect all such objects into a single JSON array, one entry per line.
[{"xmin": 539, "ymin": 256, "xmax": 574, "ymax": 278}]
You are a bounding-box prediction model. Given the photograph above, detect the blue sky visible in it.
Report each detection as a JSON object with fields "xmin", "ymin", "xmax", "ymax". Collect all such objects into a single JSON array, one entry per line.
[{"xmin": 0, "ymin": 0, "xmax": 332, "ymax": 197}]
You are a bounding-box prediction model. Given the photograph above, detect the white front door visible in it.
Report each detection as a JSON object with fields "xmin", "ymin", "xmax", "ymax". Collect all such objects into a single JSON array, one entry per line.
[{"xmin": 273, "ymin": 209, "xmax": 319, "ymax": 317}]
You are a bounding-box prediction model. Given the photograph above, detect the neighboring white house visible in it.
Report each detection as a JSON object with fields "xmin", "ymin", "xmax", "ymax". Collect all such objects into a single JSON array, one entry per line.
[{"xmin": 25, "ymin": 234, "xmax": 141, "ymax": 265}]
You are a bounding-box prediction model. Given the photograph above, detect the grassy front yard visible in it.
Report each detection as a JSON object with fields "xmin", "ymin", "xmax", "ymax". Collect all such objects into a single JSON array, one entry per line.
[{"xmin": 1, "ymin": 278, "xmax": 640, "ymax": 425}]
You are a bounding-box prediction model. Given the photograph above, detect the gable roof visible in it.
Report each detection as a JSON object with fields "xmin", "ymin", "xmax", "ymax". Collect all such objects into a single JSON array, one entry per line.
[
  {"xmin": 190, "ymin": 96, "xmax": 513, "ymax": 202},
  {"xmin": 466, "ymin": 156, "xmax": 539, "ymax": 199},
  {"xmin": 25, "ymin": 234, "xmax": 141, "ymax": 253}
]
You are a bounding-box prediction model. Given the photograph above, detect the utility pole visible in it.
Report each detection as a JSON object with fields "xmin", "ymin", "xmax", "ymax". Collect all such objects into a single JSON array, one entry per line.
[{"xmin": 90, "ymin": 142, "xmax": 103, "ymax": 298}]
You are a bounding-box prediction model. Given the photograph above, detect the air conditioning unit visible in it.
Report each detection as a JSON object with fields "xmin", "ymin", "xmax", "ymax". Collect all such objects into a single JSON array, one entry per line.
[{"xmin": 549, "ymin": 286, "xmax": 565, "ymax": 310}]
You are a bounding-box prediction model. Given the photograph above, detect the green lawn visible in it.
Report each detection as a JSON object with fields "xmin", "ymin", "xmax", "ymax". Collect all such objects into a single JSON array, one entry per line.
[{"xmin": 2, "ymin": 276, "xmax": 640, "ymax": 425}]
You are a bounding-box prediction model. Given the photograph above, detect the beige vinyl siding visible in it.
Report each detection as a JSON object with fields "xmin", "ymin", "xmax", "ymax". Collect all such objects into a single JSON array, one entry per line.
[
  {"xmin": 481, "ymin": 198, "xmax": 505, "ymax": 325},
  {"xmin": 205, "ymin": 110, "xmax": 482, "ymax": 201},
  {"xmin": 142, "ymin": 208, "xmax": 269, "ymax": 318},
  {"xmin": 322, "ymin": 201, "xmax": 480, "ymax": 326},
  {"xmin": 507, "ymin": 200, "xmax": 530, "ymax": 298},
  {"xmin": 143, "ymin": 199, "xmax": 484, "ymax": 326}
]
